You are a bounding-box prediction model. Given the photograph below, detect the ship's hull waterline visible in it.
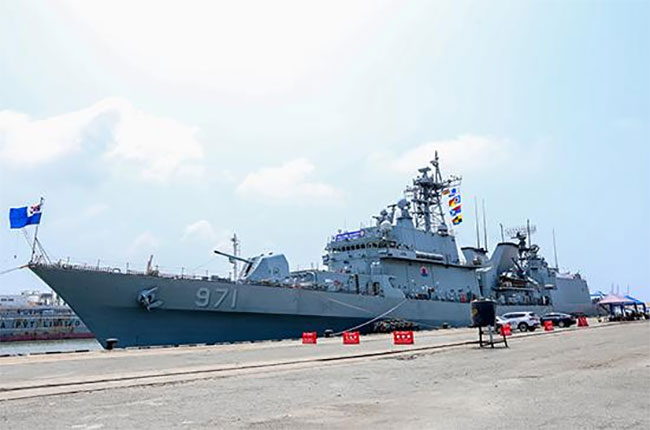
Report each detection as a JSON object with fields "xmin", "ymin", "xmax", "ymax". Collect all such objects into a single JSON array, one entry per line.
[
  {"xmin": 0, "ymin": 316, "xmax": 93, "ymax": 342},
  {"xmin": 30, "ymin": 264, "xmax": 555, "ymax": 349}
]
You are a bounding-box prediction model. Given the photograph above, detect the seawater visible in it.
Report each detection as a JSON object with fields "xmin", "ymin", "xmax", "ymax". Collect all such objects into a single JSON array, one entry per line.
[{"xmin": 0, "ymin": 338, "xmax": 101, "ymax": 355}]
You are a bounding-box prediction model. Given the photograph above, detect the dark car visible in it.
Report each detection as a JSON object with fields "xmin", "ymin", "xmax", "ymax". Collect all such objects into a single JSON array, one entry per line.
[{"xmin": 540, "ymin": 312, "xmax": 576, "ymax": 328}]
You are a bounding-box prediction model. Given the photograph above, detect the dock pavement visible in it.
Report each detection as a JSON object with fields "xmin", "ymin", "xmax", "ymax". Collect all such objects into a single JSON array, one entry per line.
[{"xmin": 1, "ymin": 319, "xmax": 648, "ymax": 429}]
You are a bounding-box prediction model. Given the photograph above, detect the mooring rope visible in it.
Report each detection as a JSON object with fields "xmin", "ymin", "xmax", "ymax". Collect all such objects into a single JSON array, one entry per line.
[
  {"xmin": 333, "ymin": 298, "xmax": 409, "ymax": 335},
  {"xmin": 0, "ymin": 264, "xmax": 28, "ymax": 276}
]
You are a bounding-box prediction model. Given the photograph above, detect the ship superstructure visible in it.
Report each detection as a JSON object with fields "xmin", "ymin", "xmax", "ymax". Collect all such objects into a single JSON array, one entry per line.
[{"xmin": 29, "ymin": 153, "xmax": 593, "ymax": 348}]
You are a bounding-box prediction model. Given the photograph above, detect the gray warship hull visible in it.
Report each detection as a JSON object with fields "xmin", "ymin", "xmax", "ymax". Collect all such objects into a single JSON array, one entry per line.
[
  {"xmin": 30, "ymin": 264, "xmax": 561, "ymax": 349},
  {"xmin": 27, "ymin": 154, "xmax": 595, "ymax": 349}
]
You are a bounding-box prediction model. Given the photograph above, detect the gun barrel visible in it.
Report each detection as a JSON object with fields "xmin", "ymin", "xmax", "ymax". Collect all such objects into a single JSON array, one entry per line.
[{"xmin": 214, "ymin": 249, "xmax": 252, "ymax": 264}]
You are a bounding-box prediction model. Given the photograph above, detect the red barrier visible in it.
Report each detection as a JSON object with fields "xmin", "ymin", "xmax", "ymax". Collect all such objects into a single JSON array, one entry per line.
[
  {"xmin": 500, "ymin": 323, "xmax": 512, "ymax": 337},
  {"xmin": 342, "ymin": 331, "xmax": 360, "ymax": 345},
  {"xmin": 578, "ymin": 316, "xmax": 589, "ymax": 327},
  {"xmin": 393, "ymin": 331, "xmax": 414, "ymax": 345},
  {"xmin": 543, "ymin": 320, "xmax": 554, "ymax": 331},
  {"xmin": 302, "ymin": 332, "xmax": 317, "ymax": 344}
]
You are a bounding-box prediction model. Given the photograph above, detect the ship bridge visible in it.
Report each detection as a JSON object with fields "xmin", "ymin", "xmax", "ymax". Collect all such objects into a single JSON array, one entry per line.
[{"xmin": 323, "ymin": 152, "xmax": 466, "ymax": 273}]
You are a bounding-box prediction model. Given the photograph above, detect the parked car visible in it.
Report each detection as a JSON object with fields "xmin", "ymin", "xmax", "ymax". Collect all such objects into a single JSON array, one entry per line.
[
  {"xmin": 496, "ymin": 312, "xmax": 541, "ymax": 332},
  {"xmin": 540, "ymin": 312, "xmax": 576, "ymax": 328}
]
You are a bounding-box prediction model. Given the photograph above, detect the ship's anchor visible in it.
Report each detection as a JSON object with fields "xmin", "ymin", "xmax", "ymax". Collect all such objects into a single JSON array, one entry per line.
[{"xmin": 137, "ymin": 287, "xmax": 163, "ymax": 311}]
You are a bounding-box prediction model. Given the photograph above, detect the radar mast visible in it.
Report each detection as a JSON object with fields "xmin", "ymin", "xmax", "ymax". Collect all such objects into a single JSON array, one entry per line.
[
  {"xmin": 231, "ymin": 233, "xmax": 240, "ymax": 281},
  {"xmin": 405, "ymin": 151, "xmax": 461, "ymax": 233}
]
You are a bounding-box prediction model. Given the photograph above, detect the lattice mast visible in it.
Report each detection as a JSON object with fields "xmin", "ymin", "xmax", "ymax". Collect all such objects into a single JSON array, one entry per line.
[{"xmin": 406, "ymin": 151, "xmax": 461, "ymax": 233}]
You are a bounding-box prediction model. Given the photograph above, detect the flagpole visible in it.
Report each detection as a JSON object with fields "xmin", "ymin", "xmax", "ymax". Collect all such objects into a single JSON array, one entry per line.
[
  {"xmin": 30, "ymin": 197, "xmax": 43, "ymax": 263},
  {"xmin": 482, "ymin": 198, "xmax": 488, "ymax": 252},
  {"xmin": 474, "ymin": 197, "xmax": 480, "ymax": 249}
]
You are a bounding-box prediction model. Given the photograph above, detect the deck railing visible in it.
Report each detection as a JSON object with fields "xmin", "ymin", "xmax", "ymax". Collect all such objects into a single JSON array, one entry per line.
[{"xmin": 34, "ymin": 257, "xmax": 232, "ymax": 283}]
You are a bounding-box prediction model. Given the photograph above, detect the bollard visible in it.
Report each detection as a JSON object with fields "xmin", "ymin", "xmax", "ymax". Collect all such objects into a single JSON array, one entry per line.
[
  {"xmin": 302, "ymin": 332, "xmax": 317, "ymax": 344},
  {"xmin": 105, "ymin": 338, "xmax": 119, "ymax": 350},
  {"xmin": 393, "ymin": 331, "xmax": 414, "ymax": 345},
  {"xmin": 543, "ymin": 320, "xmax": 554, "ymax": 331},
  {"xmin": 342, "ymin": 331, "xmax": 360, "ymax": 345}
]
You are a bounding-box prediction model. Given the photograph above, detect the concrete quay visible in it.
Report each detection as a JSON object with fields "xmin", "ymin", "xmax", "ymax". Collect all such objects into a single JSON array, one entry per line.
[{"xmin": 1, "ymin": 320, "xmax": 648, "ymax": 429}]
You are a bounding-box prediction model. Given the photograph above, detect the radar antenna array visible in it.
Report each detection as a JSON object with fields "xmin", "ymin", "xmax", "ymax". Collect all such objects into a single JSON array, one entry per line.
[{"xmin": 504, "ymin": 224, "xmax": 537, "ymax": 239}]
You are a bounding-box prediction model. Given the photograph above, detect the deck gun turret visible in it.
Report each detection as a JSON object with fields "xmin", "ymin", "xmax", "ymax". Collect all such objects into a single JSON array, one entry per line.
[
  {"xmin": 214, "ymin": 249, "xmax": 252, "ymax": 281},
  {"xmin": 214, "ymin": 249, "xmax": 289, "ymax": 283}
]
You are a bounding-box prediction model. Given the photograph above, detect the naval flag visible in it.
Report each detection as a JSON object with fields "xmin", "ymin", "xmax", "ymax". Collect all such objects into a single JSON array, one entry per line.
[{"xmin": 9, "ymin": 202, "xmax": 42, "ymax": 229}]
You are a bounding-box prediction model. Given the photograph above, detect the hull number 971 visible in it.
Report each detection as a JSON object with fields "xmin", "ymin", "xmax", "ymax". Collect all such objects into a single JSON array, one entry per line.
[{"xmin": 195, "ymin": 287, "xmax": 237, "ymax": 309}]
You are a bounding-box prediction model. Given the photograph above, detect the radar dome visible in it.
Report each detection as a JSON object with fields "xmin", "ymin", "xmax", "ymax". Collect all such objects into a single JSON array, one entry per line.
[{"xmin": 379, "ymin": 220, "xmax": 392, "ymax": 233}]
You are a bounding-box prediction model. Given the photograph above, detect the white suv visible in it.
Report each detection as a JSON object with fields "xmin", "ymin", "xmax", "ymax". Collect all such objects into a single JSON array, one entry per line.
[{"xmin": 497, "ymin": 312, "xmax": 541, "ymax": 332}]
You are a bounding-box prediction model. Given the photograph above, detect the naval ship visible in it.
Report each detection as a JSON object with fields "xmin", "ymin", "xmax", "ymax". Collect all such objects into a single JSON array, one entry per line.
[
  {"xmin": 0, "ymin": 291, "xmax": 93, "ymax": 342},
  {"xmin": 29, "ymin": 153, "xmax": 593, "ymax": 348},
  {"xmin": 0, "ymin": 306, "xmax": 92, "ymax": 342}
]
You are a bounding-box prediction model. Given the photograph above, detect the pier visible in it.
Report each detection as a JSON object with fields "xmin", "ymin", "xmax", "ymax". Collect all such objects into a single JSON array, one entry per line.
[{"xmin": 1, "ymin": 320, "xmax": 648, "ymax": 429}]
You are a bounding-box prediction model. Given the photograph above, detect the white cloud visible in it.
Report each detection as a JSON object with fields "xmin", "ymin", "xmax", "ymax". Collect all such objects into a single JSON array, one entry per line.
[
  {"xmin": 182, "ymin": 220, "xmax": 218, "ymax": 243},
  {"xmin": 82, "ymin": 203, "xmax": 109, "ymax": 218},
  {"xmin": 236, "ymin": 158, "xmax": 342, "ymax": 203},
  {"xmin": 57, "ymin": 1, "xmax": 394, "ymax": 95},
  {"xmin": 0, "ymin": 109, "xmax": 89, "ymax": 165},
  {"xmin": 213, "ymin": 232, "xmax": 237, "ymax": 255},
  {"xmin": 371, "ymin": 135, "xmax": 514, "ymax": 175},
  {"xmin": 127, "ymin": 231, "xmax": 159, "ymax": 257},
  {"xmin": 0, "ymin": 98, "xmax": 204, "ymax": 181},
  {"xmin": 182, "ymin": 220, "xmax": 235, "ymax": 252}
]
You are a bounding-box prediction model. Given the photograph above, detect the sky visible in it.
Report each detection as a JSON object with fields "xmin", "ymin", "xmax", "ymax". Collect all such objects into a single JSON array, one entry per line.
[{"xmin": 1, "ymin": 0, "xmax": 648, "ymax": 300}]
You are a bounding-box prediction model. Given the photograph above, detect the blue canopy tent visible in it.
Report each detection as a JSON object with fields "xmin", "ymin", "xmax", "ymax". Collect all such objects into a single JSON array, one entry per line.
[
  {"xmin": 598, "ymin": 294, "xmax": 647, "ymax": 320},
  {"xmin": 624, "ymin": 295, "xmax": 647, "ymax": 313}
]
